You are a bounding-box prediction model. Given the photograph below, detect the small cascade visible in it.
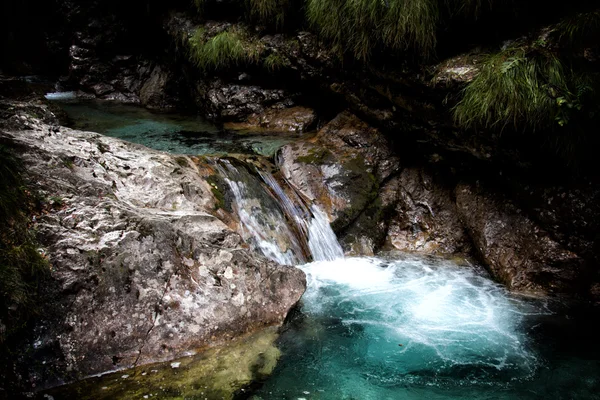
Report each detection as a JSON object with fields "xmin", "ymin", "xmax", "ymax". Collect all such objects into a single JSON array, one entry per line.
[
  {"xmin": 214, "ymin": 159, "xmax": 343, "ymax": 264},
  {"xmin": 258, "ymin": 171, "xmax": 344, "ymax": 262},
  {"xmin": 307, "ymin": 205, "xmax": 345, "ymax": 261}
]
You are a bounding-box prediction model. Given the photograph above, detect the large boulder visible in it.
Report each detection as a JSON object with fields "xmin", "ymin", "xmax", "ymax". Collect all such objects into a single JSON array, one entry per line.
[
  {"xmin": 0, "ymin": 111, "xmax": 305, "ymax": 390},
  {"xmin": 455, "ymin": 182, "xmax": 586, "ymax": 294},
  {"xmin": 384, "ymin": 168, "xmax": 472, "ymax": 255},
  {"xmin": 278, "ymin": 111, "xmax": 399, "ymax": 234}
]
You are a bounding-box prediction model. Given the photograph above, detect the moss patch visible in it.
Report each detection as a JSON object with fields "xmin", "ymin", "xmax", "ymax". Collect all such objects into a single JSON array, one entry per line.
[
  {"xmin": 295, "ymin": 147, "xmax": 334, "ymax": 164},
  {"xmin": 44, "ymin": 327, "xmax": 282, "ymax": 400}
]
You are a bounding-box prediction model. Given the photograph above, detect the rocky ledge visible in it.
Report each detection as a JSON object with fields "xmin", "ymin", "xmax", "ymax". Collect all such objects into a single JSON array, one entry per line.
[{"xmin": 0, "ymin": 103, "xmax": 305, "ymax": 390}]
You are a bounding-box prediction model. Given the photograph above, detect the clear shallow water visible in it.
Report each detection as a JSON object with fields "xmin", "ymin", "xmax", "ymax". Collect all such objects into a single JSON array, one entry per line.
[
  {"xmin": 249, "ymin": 256, "xmax": 600, "ymax": 400},
  {"xmin": 53, "ymin": 100, "xmax": 306, "ymax": 157}
]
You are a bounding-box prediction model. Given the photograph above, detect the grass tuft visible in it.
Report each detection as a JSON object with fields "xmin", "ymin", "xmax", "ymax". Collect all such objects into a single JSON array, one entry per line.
[
  {"xmin": 453, "ymin": 44, "xmax": 574, "ymax": 131},
  {"xmin": 550, "ymin": 8, "xmax": 600, "ymax": 48},
  {"xmin": 246, "ymin": 0, "xmax": 289, "ymax": 28},
  {"xmin": 187, "ymin": 27, "xmax": 263, "ymax": 71}
]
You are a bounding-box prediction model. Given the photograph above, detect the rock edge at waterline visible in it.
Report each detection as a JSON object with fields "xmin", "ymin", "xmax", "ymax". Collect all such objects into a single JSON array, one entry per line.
[{"xmin": 0, "ymin": 104, "xmax": 306, "ymax": 390}]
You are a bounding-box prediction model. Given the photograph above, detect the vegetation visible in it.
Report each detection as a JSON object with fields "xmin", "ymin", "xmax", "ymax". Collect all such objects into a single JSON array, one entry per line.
[
  {"xmin": 246, "ymin": 0, "xmax": 289, "ymax": 27},
  {"xmin": 550, "ymin": 8, "xmax": 600, "ymax": 48},
  {"xmin": 454, "ymin": 8, "xmax": 600, "ymax": 133},
  {"xmin": 306, "ymin": 0, "xmax": 438, "ymax": 60},
  {"xmin": 453, "ymin": 44, "xmax": 573, "ymax": 131},
  {"xmin": 187, "ymin": 27, "xmax": 263, "ymax": 71},
  {"xmin": 263, "ymin": 53, "xmax": 290, "ymax": 71},
  {"xmin": 0, "ymin": 145, "xmax": 48, "ymax": 343}
]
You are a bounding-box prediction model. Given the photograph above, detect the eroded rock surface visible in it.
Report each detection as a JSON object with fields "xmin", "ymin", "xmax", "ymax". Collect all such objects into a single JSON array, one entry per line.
[
  {"xmin": 278, "ymin": 111, "xmax": 399, "ymax": 237},
  {"xmin": 0, "ymin": 113, "xmax": 305, "ymax": 389},
  {"xmin": 455, "ymin": 183, "xmax": 585, "ymax": 293}
]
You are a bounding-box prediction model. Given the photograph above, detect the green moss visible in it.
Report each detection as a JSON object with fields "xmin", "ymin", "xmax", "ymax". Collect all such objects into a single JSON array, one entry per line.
[
  {"xmin": 295, "ymin": 147, "xmax": 333, "ymax": 164},
  {"xmin": 187, "ymin": 27, "xmax": 263, "ymax": 71},
  {"xmin": 207, "ymin": 174, "xmax": 226, "ymax": 211},
  {"xmin": 0, "ymin": 145, "xmax": 49, "ymax": 343},
  {"xmin": 175, "ymin": 156, "xmax": 189, "ymax": 167}
]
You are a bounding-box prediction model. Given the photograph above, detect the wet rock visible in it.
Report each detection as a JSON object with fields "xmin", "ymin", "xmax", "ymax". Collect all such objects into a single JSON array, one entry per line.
[
  {"xmin": 197, "ymin": 79, "xmax": 295, "ymax": 121},
  {"xmin": 139, "ymin": 65, "xmax": 180, "ymax": 111},
  {"xmin": 278, "ymin": 112, "xmax": 400, "ymax": 251},
  {"xmin": 0, "ymin": 110, "xmax": 305, "ymax": 390},
  {"xmin": 455, "ymin": 183, "xmax": 585, "ymax": 294},
  {"xmin": 384, "ymin": 168, "xmax": 472, "ymax": 255},
  {"xmin": 44, "ymin": 327, "xmax": 282, "ymax": 400},
  {"xmin": 224, "ymin": 106, "xmax": 317, "ymax": 133}
]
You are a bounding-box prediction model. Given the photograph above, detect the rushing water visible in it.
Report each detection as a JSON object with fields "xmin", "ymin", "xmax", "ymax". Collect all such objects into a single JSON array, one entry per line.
[
  {"xmin": 214, "ymin": 159, "xmax": 343, "ymax": 265},
  {"xmin": 42, "ymin": 96, "xmax": 600, "ymax": 400},
  {"xmin": 248, "ymin": 256, "xmax": 600, "ymax": 400}
]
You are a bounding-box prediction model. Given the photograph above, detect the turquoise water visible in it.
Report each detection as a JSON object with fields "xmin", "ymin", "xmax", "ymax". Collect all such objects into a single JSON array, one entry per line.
[
  {"xmin": 55, "ymin": 100, "xmax": 304, "ymax": 157},
  {"xmin": 248, "ymin": 256, "xmax": 600, "ymax": 400}
]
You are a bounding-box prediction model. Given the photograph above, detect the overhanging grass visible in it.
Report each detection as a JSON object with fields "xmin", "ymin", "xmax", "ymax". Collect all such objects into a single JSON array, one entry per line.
[
  {"xmin": 551, "ymin": 8, "xmax": 600, "ymax": 48},
  {"xmin": 246, "ymin": 0, "xmax": 288, "ymax": 27},
  {"xmin": 306, "ymin": 0, "xmax": 439, "ymax": 60},
  {"xmin": 453, "ymin": 45, "xmax": 573, "ymax": 131},
  {"xmin": 187, "ymin": 27, "xmax": 263, "ymax": 71}
]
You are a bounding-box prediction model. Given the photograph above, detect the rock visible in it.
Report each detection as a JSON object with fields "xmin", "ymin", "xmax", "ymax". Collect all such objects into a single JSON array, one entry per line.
[
  {"xmin": 278, "ymin": 111, "xmax": 400, "ymax": 252},
  {"xmin": 224, "ymin": 106, "xmax": 317, "ymax": 133},
  {"xmin": 197, "ymin": 79, "xmax": 296, "ymax": 121},
  {"xmin": 139, "ymin": 65, "xmax": 181, "ymax": 111},
  {"xmin": 45, "ymin": 327, "xmax": 282, "ymax": 400},
  {"xmin": 384, "ymin": 168, "xmax": 472, "ymax": 255},
  {"xmin": 455, "ymin": 182, "xmax": 585, "ymax": 294},
  {"xmin": 0, "ymin": 109, "xmax": 305, "ymax": 390}
]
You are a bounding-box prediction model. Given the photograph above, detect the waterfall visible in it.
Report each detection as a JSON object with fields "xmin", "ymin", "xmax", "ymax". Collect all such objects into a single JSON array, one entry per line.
[{"xmin": 215, "ymin": 159, "xmax": 343, "ymax": 265}]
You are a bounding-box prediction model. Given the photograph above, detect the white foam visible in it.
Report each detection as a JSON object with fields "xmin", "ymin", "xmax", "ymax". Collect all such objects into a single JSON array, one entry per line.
[{"xmin": 300, "ymin": 256, "xmax": 547, "ymax": 377}]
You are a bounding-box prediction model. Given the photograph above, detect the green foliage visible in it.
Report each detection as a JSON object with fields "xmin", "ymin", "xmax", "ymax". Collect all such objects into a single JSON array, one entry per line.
[
  {"xmin": 246, "ymin": 0, "xmax": 288, "ymax": 27},
  {"xmin": 306, "ymin": 0, "xmax": 439, "ymax": 60},
  {"xmin": 0, "ymin": 145, "xmax": 48, "ymax": 342},
  {"xmin": 263, "ymin": 53, "xmax": 290, "ymax": 71},
  {"xmin": 187, "ymin": 27, "xmax": 263, "ymax": 71},
  {"xmin": 551, "ymin": 8, "xmax": 600, "ymax": 48},
  {"xmin": 453, "ymin": 44, "xmax": 575, "ymax": 131}
]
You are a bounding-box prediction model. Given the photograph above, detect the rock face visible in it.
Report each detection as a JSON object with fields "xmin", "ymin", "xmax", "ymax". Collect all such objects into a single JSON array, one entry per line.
[
  {"xmin": 224, "ymin": 106, "xmax": 317, "ymax": 133},
  {"xmin": 196, "ymin": 79, "xmax": 297, "ymax": 122},
  {"xmin": 0, "ymin": 113, "xmax": 305, "ymax": 389},
  {"xmin": 278, "ymin": 110, "xmax": 593, "ymax": 297},
  {"xmin": 384, "ymin": 168, "xmax": 472, "ymax": 255},
  {"xmin": 455, "ymin": 183, "xmax": 586, "ymax": 294},
  {"xmin": 279, "ymin": 111, "xmax": 399, "ymax": 230}
]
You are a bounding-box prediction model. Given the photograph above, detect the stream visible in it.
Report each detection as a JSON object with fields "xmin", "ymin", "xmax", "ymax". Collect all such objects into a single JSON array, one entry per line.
[{"xmin": 45, "ymin": 99, "xmax": 600, "ymax": 400}]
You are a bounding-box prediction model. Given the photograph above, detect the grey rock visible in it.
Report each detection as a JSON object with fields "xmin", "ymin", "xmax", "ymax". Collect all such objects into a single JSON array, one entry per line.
[{"xmin": 1, "ymin": 113, "xmax": 305, "ymax": 389}]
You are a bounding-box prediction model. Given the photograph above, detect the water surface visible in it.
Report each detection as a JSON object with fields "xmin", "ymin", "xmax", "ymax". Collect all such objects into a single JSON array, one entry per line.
[{"xmin": 53, "ymin": 99, "xmax": 305, "ymax": 157}]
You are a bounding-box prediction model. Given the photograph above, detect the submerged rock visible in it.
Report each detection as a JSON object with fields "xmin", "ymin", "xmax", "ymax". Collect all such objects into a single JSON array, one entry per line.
[
  {"xmin": 0, "ymin": 109, "xmax": 305, "ymax": 390},
  {"xmin": 44, "ymin": 326, "xmax": 282, "ymax": 400}
]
